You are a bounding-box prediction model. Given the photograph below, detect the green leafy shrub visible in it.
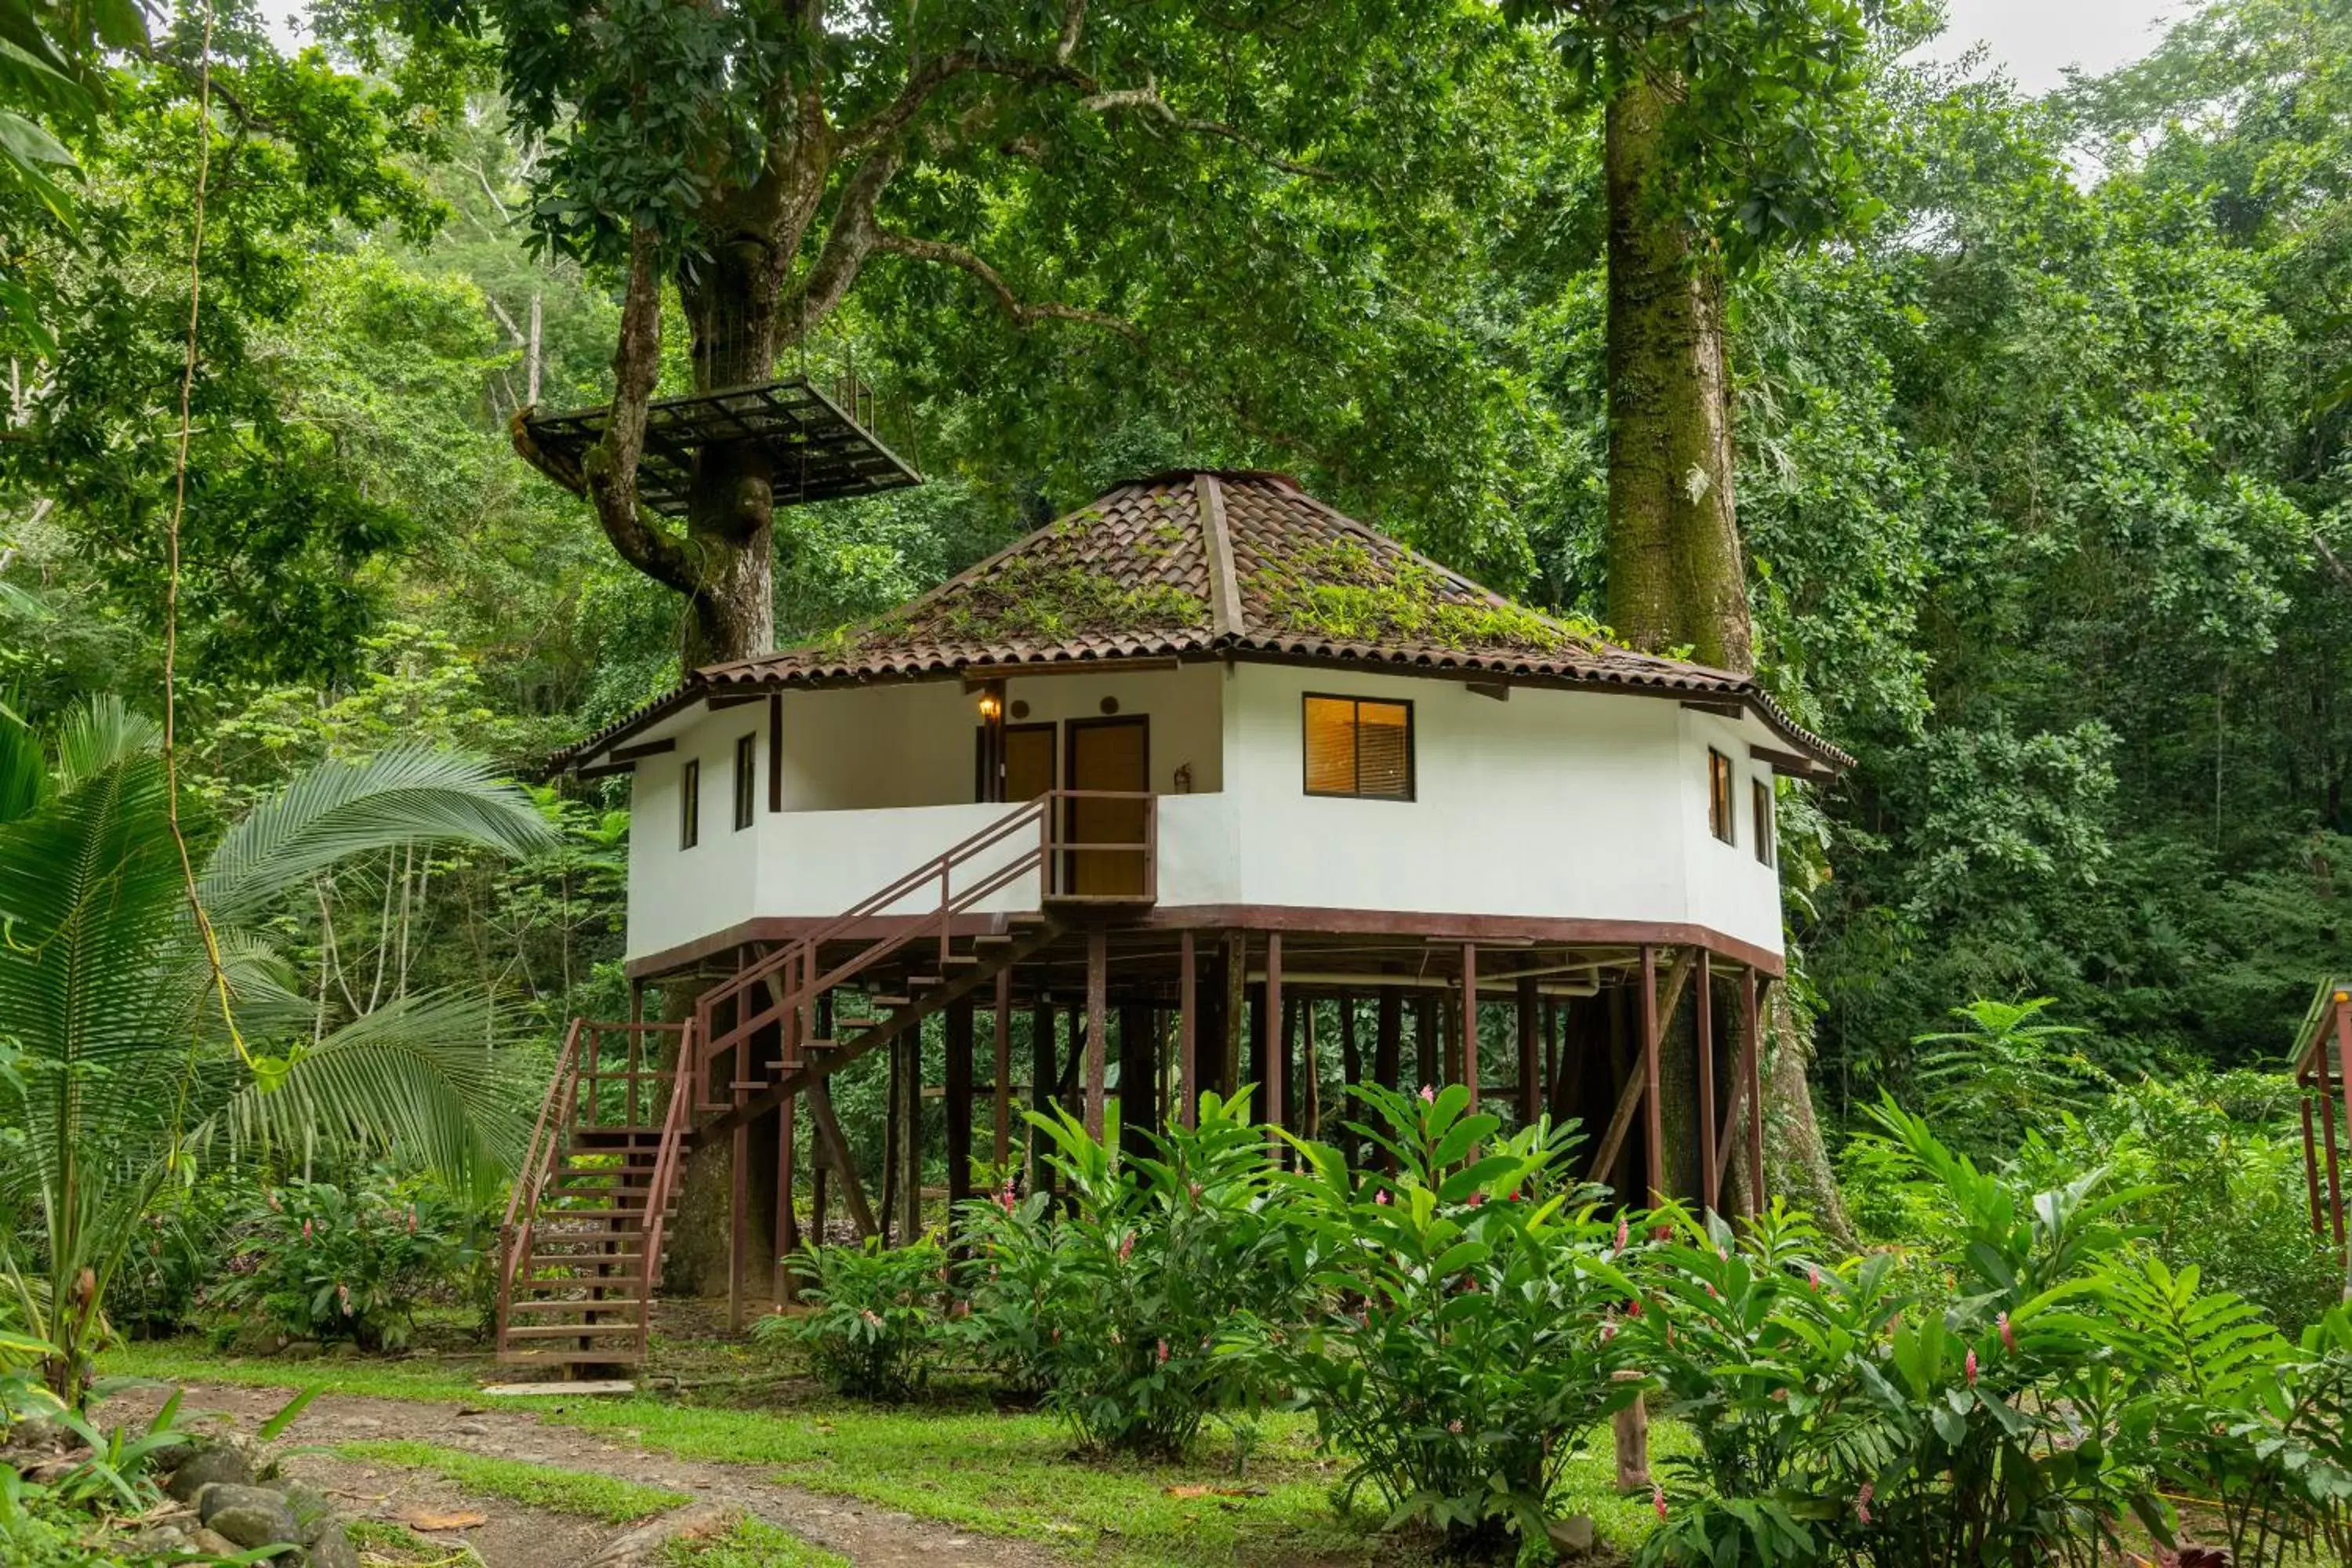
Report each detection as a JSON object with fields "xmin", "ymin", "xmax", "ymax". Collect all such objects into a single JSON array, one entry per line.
[
  {"xmin": 1253, "ymin": 1083, "xmax": 1637, "ymax": 1555},
  {"xmin": 1635, "ymin": 1098, "xmax": 2341, "ymax": 1568},
  {"xmin": 209, "ymin": 1174, "xmax": 487, "ymax": 1351},
  {"xmin": 757, "ymin": 1236, "xmax": 955, "ymax": 1401},
  {"xmin": 961, "ymin": 1091, "xmax": 1293, "ymax": 1457}
]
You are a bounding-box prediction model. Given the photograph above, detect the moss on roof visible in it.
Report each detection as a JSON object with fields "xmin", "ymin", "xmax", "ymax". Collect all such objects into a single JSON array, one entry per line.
[{"xmin": 1254, "ymin": 538, "xmax": 1604, "ymax": 654}]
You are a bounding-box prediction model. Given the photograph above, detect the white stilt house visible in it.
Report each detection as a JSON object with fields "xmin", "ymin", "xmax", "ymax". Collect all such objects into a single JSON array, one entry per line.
[{"xmin": 499, "ymin": 469, "xmax": 1849, "ymax": 1362}]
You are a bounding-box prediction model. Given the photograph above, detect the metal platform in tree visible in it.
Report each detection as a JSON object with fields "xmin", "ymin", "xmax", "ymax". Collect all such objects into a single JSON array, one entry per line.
[{"xmin": 515, "ymin": 376, "xmax": 921, "ymax": 516}]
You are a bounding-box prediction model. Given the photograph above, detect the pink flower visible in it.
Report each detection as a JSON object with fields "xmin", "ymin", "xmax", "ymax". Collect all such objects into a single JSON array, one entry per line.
[
  {"xmin": 1807, "ymin": 1265, "xmax": 1822, "ymax": 1291},
  {"xmin": 1374, "ymin": 1189, "xmax": 1390, "ymax": 1206},
  {"xmin": 1118, "ymin": 1232, "xmax": 1135, "ymax": 1261},
  {"xmin": 1599, "ymin": 1321, "xmax": 1617, "ymax": 1345},
  {"xmin": 1653, "ymin": 1485, "xmax": 1668, "ymax": 1522},
  {"xmin": 1614, "ymin": 1218, "xmax": 1629, "ymax": 1253},
  {"xmin": 1705, "ymin": 1282, "xmax": 1719, "ymax": 1299},
  {"xmin": 1447, "ymin": 1419, "xmax": 1463, "ymax": 1433},
  {"xmin": 264, "ymin": 1190, "xmax": 281, "ymax": 1213},
  {"xmin": 861, "ymin": 1308, "xmax": 883, "ymax": 1327},
  {"xmin": 1156, "ymin": 1339, "xmax": 1169, "ymax": 1364},
  {"xmin": 302, "ymin": 1219, "xmax": 313, "ymax": 1242},
  {"xmin": 1418, "ymin": 1084, "xmax": 1435, "ymax": 1102},
  {"xmin": 1625, "ymin": 1297, "xmax": 1642, "ymax": 1318},
  {"xmin": 998, "ymin": 1185, "xmax": 1017, "ymax": 1214},
  {"xmin": 1998, "ymin": 1312, "xmax": 2016, "ymax": 1353},
  {"xmin": 336, "ymin": 1283, "xmax": 352, "ymax": 1315},
  {"xmin": 1965, "ymin": 1348, "xmax": 1979, "ymax": 1386},
  {"xmin": 1467, "ymin": 1190, "xmax": 1486, "ymax": 1207},
  {"xmin": 1856, "ymin": 1482, "xmax": 1874, "ymax": 1525}
]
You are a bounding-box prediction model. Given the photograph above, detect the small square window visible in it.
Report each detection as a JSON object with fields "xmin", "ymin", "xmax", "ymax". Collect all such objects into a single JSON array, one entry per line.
[
  {"xmin": 733, "ymin": 732, "xmax": 757, "ymax": 831},
  {"xmin": 1753, "ymin": 778, "xmax": 1774, "ymax": 866},
  {"xmin": 1708, "ymin": 749, "xmax": 1735, "ymax": 845},
  {"xmin": 680, "ymin": 758, "xmax": 701, "ymax": 849},
  {"xmin": 1304, "ymin": 695, "xmax": 1414, "ymax": 801}
]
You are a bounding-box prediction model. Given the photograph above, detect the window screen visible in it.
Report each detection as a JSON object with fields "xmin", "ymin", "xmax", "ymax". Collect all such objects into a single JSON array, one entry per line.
[
  {"xmin": 1753, "ymin": 778, "xmax": 1774, "ymax": 866},
  {"xmin": 1304, "ymin": 695, "xmax": 1414, "ymax": 800},
  {"xmin": 1708, "ymin": 749, "xmax": 1735, "ymax": 845},
  {"xmin": 733, "ymin": 732, "xmax": 757, "ymax": 831},
  {"xmin": 680, "ymin": 758, "xmax": 701, "ymax": 849}
]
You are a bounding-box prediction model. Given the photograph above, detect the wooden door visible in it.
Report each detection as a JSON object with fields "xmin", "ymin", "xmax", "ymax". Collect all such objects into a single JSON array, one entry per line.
[
  {"xmin": 976, "ymin": 723, "xmax": 1056, "ymax": 802},
  {"xmin": 1064, "ymin": 717, "xmax": 1149, "ymax": 897}
]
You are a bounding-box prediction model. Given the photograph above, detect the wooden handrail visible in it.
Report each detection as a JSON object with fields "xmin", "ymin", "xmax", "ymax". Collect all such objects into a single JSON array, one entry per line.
[
  {"xmin": 692, "ymin": 790, "xmax": 1158, "ymax": 1116},
  {"xmin": 638, "ymin": 1018, "xmax": 698, "ymax": 1316}
]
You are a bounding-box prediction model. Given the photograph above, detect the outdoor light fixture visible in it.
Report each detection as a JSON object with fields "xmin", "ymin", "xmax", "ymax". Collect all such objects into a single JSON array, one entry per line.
[{"xmin": 977, "ymin": 691, "xmax": 1003, "ymax": 720}]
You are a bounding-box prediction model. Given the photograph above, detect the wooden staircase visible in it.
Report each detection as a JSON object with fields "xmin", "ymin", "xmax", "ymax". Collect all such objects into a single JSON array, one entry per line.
[{"xmin": 493, "ymin": 789, "xmax": 1153, "ymax": 1368}]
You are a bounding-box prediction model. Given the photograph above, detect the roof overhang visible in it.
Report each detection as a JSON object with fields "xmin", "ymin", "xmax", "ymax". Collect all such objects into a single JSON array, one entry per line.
[{"xmin": 550, "ymin": 640, "xmax": 1853, "ymax": 780}]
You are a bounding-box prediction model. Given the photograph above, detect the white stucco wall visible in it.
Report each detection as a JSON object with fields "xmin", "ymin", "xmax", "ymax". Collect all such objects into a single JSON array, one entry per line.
[{"xmin": 623, "ymin": 659, "xmax": 1788, "ymax": 964}]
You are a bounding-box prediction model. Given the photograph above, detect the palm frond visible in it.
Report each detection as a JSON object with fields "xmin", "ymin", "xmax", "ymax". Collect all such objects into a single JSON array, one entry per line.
[
  {"xmin": 213, "ymin": 990, "xmax": 528, "ymax": 1198},
  {"xmin": 0, "ymin": 752, "xmax": 185, "ymax": 1084},
  {"xmin": 53, "ymin": 695, "xmax": 162, "ymax": 793},
  {"xmin": 198, "ymin": 746, "xmax": 554, "ymax": 924}
]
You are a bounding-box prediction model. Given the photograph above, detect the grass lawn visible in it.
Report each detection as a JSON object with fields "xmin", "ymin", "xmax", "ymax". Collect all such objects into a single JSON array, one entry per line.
[
  {"xmin": 104, "ymin": 1341, "xmax": 1676, "ymax": 1566},
  {"xmin": 660, "ymin": 1516, "xmax": 850, "ymax": 1568},
  {"xmin": 337, "ymin": 1439, "xmax": 693, "ymax": 1524}
]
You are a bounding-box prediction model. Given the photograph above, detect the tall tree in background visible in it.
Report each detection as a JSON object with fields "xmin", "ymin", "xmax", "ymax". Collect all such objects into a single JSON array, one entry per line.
[
  {"xmin": 1514, "ymin": 0, "xmax": 1896, "ymax": 1230},
  {"xmin": 347, "ymin": 1, "xmax": 1497, "ymax": 666}
]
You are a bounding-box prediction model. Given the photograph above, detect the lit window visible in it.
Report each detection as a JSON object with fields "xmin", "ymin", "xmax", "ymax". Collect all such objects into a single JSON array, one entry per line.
[
  {"xmin": 1753, "ymin": 778, "xmax": 1774, "ymax": 866},
  {"xmin": 680, "ymin": 759, "xmax": 701, "ymax": 849},
  {"xmin": 1305, "ymin": 695, "xmax": 1414, "ymax": 801},
  {"xmin": 1708, "ymin": 749, "xmax": 1735, "ymax": 845},
  {"xmin": 733, "ymin": 733, "xmax": 757, "ymax": 831}
]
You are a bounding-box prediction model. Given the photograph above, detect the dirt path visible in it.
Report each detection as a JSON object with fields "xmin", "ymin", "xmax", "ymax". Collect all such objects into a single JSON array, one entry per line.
[{"xmin": 101, "ymin": 1381, "xmax": 1065, "ymax": 1568}]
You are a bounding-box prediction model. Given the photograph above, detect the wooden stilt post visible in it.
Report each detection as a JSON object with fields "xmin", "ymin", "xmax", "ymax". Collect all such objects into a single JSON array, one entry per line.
[
  {"xmin": 946, "ymin": 999, "xmax": 975, "ymax": 1238},
  {"xmin": 809, "ymin": 1080, "xmax": 876, "ymax": 1239},
  {"xmin": 1697, "ymin": 952, "xmax": 1719, "ymax": 1217},
  {"xmin": 895, "ymin": 1032, "xmax": 922, "ymax": 1245},
  {"xmin": 1221, "ymin": 932, "xmax": 1247, "ymax": 1096},
  {"xmin": 1641, "ymin": 946, "xmax": 1664, "ymax": 1206},
  {"xmin": 1461, "ymin": 943, "xmax": 1479, "ymax": 1123},
  {"xmin": 1744, "ymin": 971, "xmax": 1766, "ymax": 1218},
  {"xmin": 1264, "ymin": 932, "xmax": 1284, "ymax": 1143},
  {"xmin": 1085, "ymin": 929, "xmax": 1109, "ymax": 1141},
  {"xmin": 1517, "ymin": 975, "xmax": 1541, "ymax": 1129},
  {"xmin": 993, "ymin": 968, "xmax": 1012, "ymax": 1172},
  {"xmin": 1030, "ymin": 1000, "xmax": 1055, "ymax": 1195},
  {"xmin": 1178, "ymin": 931, "xmax": 1198, "ymax": 1129}
]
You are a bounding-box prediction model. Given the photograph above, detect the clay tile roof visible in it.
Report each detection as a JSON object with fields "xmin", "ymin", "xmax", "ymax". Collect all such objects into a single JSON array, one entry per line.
[{"xmin": 552, "ymin": 470, "xmax": 1853, "ymax": 774}]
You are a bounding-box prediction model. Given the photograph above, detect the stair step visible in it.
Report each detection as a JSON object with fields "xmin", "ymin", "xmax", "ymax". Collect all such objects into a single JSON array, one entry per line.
[
  {"xmin": 502, "ymin": 1321, "xmax": 643, "ymax": 1341},
  {"xmin": 506, "ymin": 1298, "xmax": 645, "ymax": 1314},
  {"xmin": 910, "ymin": 975, "xmax": 944, "ymax": 989},
  {"xmin": 530, "ymin": 1208, "xmax": 642, "ymax": 1221},
  {"xmin": 834, "ymin": 1018, "xmax": 883, "ymax": 1030},
  {"xmin": 869, "ymin": 995, "xmax": 911, "ymax": 1008},
  {"xmin": 974, "ymin": 934, "xmax": 1014, "ymax": 947},
  {"xmin": 495, "ymin": 1349, "xmax": 644, "ymax": 1367},
  {"xmin": 941, "ymin": 955, "xmax": 981, "ymax": 967}
]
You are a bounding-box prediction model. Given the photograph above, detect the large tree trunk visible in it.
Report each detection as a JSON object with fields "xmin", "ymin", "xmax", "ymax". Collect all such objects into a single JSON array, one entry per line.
[
  {"xmin": 1602, "ymin": 76, "xmax": 1751, "ymax": 674},
  {"xmin": 1600, "ymin": 71, "xmax": 1846, "ymax": 1240}
]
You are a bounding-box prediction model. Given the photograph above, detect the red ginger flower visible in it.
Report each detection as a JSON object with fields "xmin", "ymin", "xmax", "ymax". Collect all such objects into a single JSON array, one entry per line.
[{"xmin": 1653, "ymin": 1485, "xmax": 1668, "ymax": 1522}]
